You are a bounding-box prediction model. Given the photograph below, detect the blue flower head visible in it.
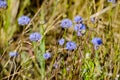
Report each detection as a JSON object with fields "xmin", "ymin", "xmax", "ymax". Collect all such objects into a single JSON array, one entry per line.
[
  {"xmin": 74, "ymin": 15, "xmax": 83, "ymax": 23},
  {"xmin": 29, "ymin": 32, "xmax": 41, "ymax": 42},
  {"xmin": 60, "ymin": 18, "xmax": 72, "ymax": 28},
  {"xmin": 58, "ymin": 38, "xmax": 65, "ymax": 46},
  {"xmin": 92, "ymin": 37, "xmax": 102, "ymax": 50},
  {"xmin": 74, "ymin": 24, "xmax": 86, "ymax": 31},
  {"xmin": 53, "ymin": 63, "xmax": 58, "ymax": 69},
  {"xmin": 74, "ymin": 24, "xmax": 86, "ymax": 36},
  {"xmin": 9, "ymin": 52, "xmax": 18, "ymax": 57},
  {"xmin": 43, "ymin": 52, "xmax": 51, "ymax": 59},
  {"xmin": 0, "ymin": 0, "xmax": 7, "ymax": 9},
  {"xmin": 18, "ymin": 16, "xmax": 30, "ymax": 26},
  {"xmin": 66, "ymin": 41, "xmax": 77, "ymax": 51}
]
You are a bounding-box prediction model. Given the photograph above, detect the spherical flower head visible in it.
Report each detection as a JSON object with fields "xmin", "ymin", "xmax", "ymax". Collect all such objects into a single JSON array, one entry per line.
[
  {"xmin": 74, "ymin": 24, "xmax": 86, "ymax": 36},
  {"xmin": 92, "ymin": 37, "xmax": 102, "ymax": 45},
  {"xmin": 74, "ymin": 24, "xmax": 86, "ymax": 32},
  {"xmin": 0, "ymin": 0, "xmax": 7, "ymax": 9},
  {"xmin": 9, "ymin": 52, "xmax": 18, "ymax": 57},
  {"xmin": 18, "ymin": 16, "xmax": 30, "ymax": 26},
  {"xmin": 43, "ymin": 52, "xmax": 51, "ymax": 59},
  {"xmin": 92, "ymin": 37, "xmax": 102, "ymax": 50},
  {"xmin": 58, "ymin": 38, "xmax": 65, "ymax": 46},
  {"xmin": 29, "ymin": 32, "xmax": 41, "ymax": 42},
  {"xmin": 74, "ymin": 24, "xmax": 82, "ymax": 32},
  {"xmin": 66, "ymin": 41, "xmax": 77, "ymax": 51},
  {"xmin": 60, "ymin": 18, "xmax": 72, "ymax": 28},
  {"xmin": 74, "ymin": 15, "xmax": 83, "ymax": 23}
]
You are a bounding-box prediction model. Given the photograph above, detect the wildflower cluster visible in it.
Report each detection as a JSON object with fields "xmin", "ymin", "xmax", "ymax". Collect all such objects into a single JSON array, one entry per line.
[
  {"xmin": 1, "ymin": 0, "xmax": 119, "ymax": 80},
  {"xmin": 60, "ymin": 15, "xmax": 102, "ymax": 50},
  {"xmin": 59, "ymin": 16, "xmax": 84, "ymax": 51},
  {"xmin": 74, "ymin": 15, "xmax": 86, "ymax": 36}
]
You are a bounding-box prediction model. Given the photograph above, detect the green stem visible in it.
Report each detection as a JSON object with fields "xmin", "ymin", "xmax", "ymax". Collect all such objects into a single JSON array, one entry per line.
[
  {"xmin": 63, "ymin": 29, "xmax": 67, "ymax": 38},
  {"xmin": 39, "ymin": 6, "xmax": 45, "ymax": 80}
]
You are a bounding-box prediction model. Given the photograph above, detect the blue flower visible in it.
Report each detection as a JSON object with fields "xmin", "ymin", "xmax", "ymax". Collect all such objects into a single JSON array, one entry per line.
[
  {"xmin": 74, "ymin": 15, "xmax": 83, "ymax": 23},
  {"xmin": 43, "ymin": 52, "xmax": 51, "ymax": 59},
  {"xmin": 0, "ymin": 0, "xmax": 7, "ymax": 9},
  {"xmin": 74, "ymin": 24, "xmax": 86, "ymax": 31},
  {"xmin": 74, "ymin": 24, "xmax": 86, "ymax": 36},
  {"xmin": 60, "ymin": 18, "xmax": 72, "ymax": 28},
  {"xmin": 58, "ymin": 38, "xmax": 65, "ymax": 46},
  {"xmin": 66, "ymin": 41, "xmax": 77, "ymax": 51},
  {"xmin": 107, "ymin": 0, "xmax": 116, "ymax": 3},
  {"xmin": 92, "ymin": 37, "xmax": 102, "ymax": 50},
  {"xmin": 18, "ymin": 16, "xmax": 30, "ymax": 26},
  {"xmin": 9, "ymin": 52, "xmax": 18, "ymax": 57},
  {"xmin": 29, "ymin": 32, "xmax": 41, "ymax": 41}
]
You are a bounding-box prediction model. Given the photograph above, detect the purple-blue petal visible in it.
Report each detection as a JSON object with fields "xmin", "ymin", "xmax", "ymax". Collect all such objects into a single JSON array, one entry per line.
[
  {"xmin": 66, "ymin": 41, "xmax": 76, "ymax": 51},
  {"xmin": 9, "ymin": 52, "xmax": 18, "ymax": 57},
  {"xmin": 61, "ymin": 19, "xmax": 72, "ymax": 28},
  {"xmin": 29, "ymin": 32, "xmax": 41, "ymax": 42},
  {"xmin": 43, "ymin": 52, "xmax": 51, "ymax": 59},
  {"xmin": 58, "ymin": 38, "xmax": 65, "ymax": 46},
  {"xmin": 92, "ymin": 37, "xmax": 102, "ymax": 46},
  {"xmin": 74, "ymin": 15, "xmax": 83, "ymax": 23},
  {"xmin": 18, "ymin": 16, "xmax": 30, "ymax": 26},
  {"xmin": 0, "ymin": 0, "xmax": 7, "ymax": 9}
]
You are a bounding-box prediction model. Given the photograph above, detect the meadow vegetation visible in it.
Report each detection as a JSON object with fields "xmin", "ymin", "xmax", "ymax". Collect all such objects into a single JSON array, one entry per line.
[{"xmin": 0, "ymin": 0, "xmax": 120, "ymax": 80}]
